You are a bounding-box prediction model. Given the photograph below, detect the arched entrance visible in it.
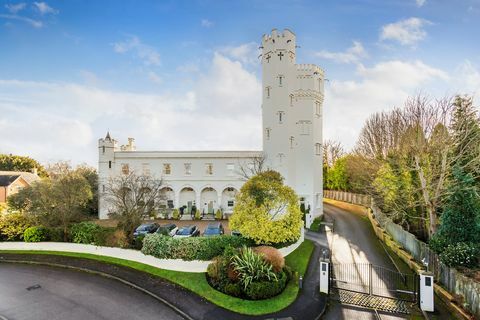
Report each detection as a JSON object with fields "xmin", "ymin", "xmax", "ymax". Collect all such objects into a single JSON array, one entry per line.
[
  {"xmin": 200, "ymin": 187, "xmax": 218, "ymax": 215},
  {"xmin": 222, "ymin": 187, "xmax": 238, "ymax": 213},
  {"xmin": 179, "ymin": 187, "xmax": 196, "ymax": 215},
  {"xmin": 160, "ymin": 187, "xmax": 175, "ymax": 209}
]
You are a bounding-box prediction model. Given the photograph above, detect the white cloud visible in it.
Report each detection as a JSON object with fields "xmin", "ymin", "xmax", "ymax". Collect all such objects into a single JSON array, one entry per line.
[
  {"xmin": 453, "ymin": 61, "xmax": 480, "ymax": 99},
  {"xmin": 147, "ymin": 71, "xmax": 163, "ymax": 84},
  {"xmin": 324, "ymin": 60, "xmax": 449, "ymax": 150},
  {"xmin": 0, "ymin": 13, "xmax": 42, "ymax": 28},
  {"xmin": 219, "ymin": 42, "xmax": 260, "ymax": 66},
  {"xmin": 113, "ymin": 35, "xmax": 161, "ymax": 66},
  {"xmin": 380, "ymin": 17, "xmax": 431, "ymax": 46},
  {"xmin": 201, "ymin": 19, "xmax": 213, "ymax": 28},
  {"xmin": 33, "ymin": 2, "xmax": 58, "ymax": 15},
  {"xmin": 416, "ymin": 0, "xmax": 426, "ymax": 7},
  {"xmin": 0, "ymin": 52, "xmax": 262, "ymax": 166},
  {"xmin": 5, "ymin": 3, "xmax": 26, "ymax": 13},
  {"xmin": 315, "ymin": 41, "xmax": 367, "ymax": 64}
]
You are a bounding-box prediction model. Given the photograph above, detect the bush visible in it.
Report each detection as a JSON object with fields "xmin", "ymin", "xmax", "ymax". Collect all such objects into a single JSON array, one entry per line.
[
  {"xmin": 91, "ymin": 227, "xmax": 114, "ymax": 246},
  {"xmin": 195, "ymin": 209, "xmax": 201, "ymax": 220},
  {"xmin": 105, "ymin": 229, "xmax": 128, "ymax": 248},
  {"xmin": 440, "ymin": 242, "xmax": 479, "ymax": 268},
  {"xmin": 224, "ymin": 282, "xmax": 243, "ymax": 297},
  {"xmin": 142, "ymin": 234, "xmax": 252, "ymax": 261},
  {"xmin": 0, "ymin": 211, "xmax": 31, "ymax": 241},
  {"xmin": 244, "ymin": 270, "xmax": 288, "ymax": 300},
  {"xmin": 429, "ymin": 234, "xmax": 449, "ymax": 254},
  {"xmin": 215, "ymin": 209, "xmax": 223, "ymax": 220},
  {"xmin": 133, "ymin": 234, "xmax": 145, "ymax": 250},
  {"xmin": 207, "ymin": 257, "xmax": 223, "ymax": 280},
  {"xmin": 253, "ymin": 246, "xmax": 285, "ymax": 272},
  {"xmin": 231, "ymin": 246, "xmax": 277, "ymax": 290},
  {"xmin": 70, "ymin": 222, "xmax": 102, "ymax": 244},
  {"xmin": 23, "ymin": 226, "xmax": 48, "ymax": 242},
  {"xmin": 46, "ymin": 227, "xmax": 65, "ymax": 242},
  {"xmin": 172, "ymin": 209, "xmax": 179, "ymax": 220}
]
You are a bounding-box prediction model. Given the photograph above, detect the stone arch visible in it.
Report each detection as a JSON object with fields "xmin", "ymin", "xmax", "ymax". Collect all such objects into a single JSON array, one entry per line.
[
  {"xmin": 222, "ymin": 186, "xmax": 238, "ymax": 212},
  {"xmin": 160, "ymin": 187, "xmax": 175, "ymax": 209},
  {"xmin": 179, "ymin": 186, "xmax": 196, "ymax": 214},
  {"xmin": 200, "ymin": 186, "xmax": 218, "ymax": 214}
]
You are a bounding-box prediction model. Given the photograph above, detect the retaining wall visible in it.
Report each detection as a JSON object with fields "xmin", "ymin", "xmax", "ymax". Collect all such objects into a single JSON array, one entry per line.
[{"xmin": 324, "ymin": 190, "xmax": 480, "ymax": 320}]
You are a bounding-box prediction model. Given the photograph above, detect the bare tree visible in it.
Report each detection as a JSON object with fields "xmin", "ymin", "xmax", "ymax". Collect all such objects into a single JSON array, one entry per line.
[
  {"xmin": 104, "ymin": 172, "xmax": 165, "ymax": 242},
  {"xmin": 323, "ymin": 139, "xmax": 345, "ymax": 167},
  {"xmin": 237, "ymin": 153, "xmax": 269, "ymax": 180}
]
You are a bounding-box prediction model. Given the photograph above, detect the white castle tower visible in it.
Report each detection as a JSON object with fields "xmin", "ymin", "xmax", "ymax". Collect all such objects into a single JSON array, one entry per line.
[{"xmin": 261, "ymin": 29, "xmax": 324, "ymax": 218}]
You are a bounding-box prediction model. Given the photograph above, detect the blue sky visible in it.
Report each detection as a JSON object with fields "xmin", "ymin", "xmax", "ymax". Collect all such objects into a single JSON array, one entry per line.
[{"xmin": 1, "ymin": 0, "xmax": 479, "ymax": 166}]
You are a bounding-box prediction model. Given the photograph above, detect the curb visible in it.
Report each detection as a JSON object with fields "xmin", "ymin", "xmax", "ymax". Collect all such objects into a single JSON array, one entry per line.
[{"xmin": 0, "ymin": 259, "xmax": 194, "ymax": 320}]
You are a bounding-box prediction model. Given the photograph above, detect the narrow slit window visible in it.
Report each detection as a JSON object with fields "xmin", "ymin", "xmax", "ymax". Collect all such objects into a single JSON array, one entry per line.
[{"xmin": 266, "ymin": 127, "xmax": 271, "ymax": 140}]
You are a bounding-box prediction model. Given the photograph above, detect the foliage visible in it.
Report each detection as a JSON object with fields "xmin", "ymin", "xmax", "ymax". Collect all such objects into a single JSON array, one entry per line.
[
  {"xmin": 244, "ymin": 270, "xmax": 288, "ymax": 300},
  {"xmin": 309, "ymin": 217, "xmax": 322, "ymax": 232},
  {"xmin": 104, "ymin": 229, "xmax": 128, "ymax": 248},
  {"xmin": 0, "ymin": 211, "xmax": 31, "ymax": 240},
  {"xmin": 195, "ymin": 209, "xmax": 201, "ymax": 220},
  {"xmin": 70, "ymin": 221, "xmax": 102, "ymax": 244},
  {"xmin": 253, "ymin": 246, "xmax": 285, "ymax": 272},
  {"xmin": 8, "ymin": 167, "xmax": 93, "ymax": 241},
  {"xmin": 215, "ymin": 209, "xmax": 223, "ymax": 220},
  {"xmin": 104, "ymin": 173, "xmax": 166, "ymax": 243},
  {"xmin": 439, "ymin": 242, "xmax": 479, "ymax": 268},
  {"xmin": 230, "ymin": 171, "xmax": 302, "ymax": 245},
  {"xmin": 0, "ymin": 154, "xmax": 48, "ymax": 177},
  {"xmin": 172, "ymin": 209, "xmax": 179, "ymax": 220},
  {"xmin": 326, "ymin": 156, "xmax": 348, "ymax": 191},
  {"xmin": 23, "ymin": 226, "xmax": 48, "ymax": 242},
  {"xmin": 142, "ymin": 234, "xmax": 251, "ymax": 261},
  {"xmin": 45, "ymin": 227, "xmax": 65, "ymax": 242},
  {"xmin": 231, "ymin": 246, "xmax": 277, "ymax": 290},
  {"xmin": 133, "ymin": 234, "xmax": 145, "ymax": 250}
]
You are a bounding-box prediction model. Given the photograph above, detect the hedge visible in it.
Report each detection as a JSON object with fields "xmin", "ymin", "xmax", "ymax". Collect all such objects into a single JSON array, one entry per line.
[
  {"xmin": 142, "ymin": 234, "xmax": 253, "ymax": 261},
  {"xmin": 23, "ymin": 226, "xmax": 48, "ymax": 242}
]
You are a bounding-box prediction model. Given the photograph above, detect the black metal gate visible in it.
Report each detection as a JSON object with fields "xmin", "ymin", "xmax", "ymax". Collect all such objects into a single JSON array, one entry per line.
[{"xmin": 330, "ymin": 263, "xmax": 418, "ymax": 303}]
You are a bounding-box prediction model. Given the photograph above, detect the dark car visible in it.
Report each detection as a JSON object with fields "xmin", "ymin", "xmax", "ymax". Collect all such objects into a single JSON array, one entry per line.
[
  {"xmin": 133, "ymin": 223, "xmax": 160, "ymax": 238},
  {"xmin": 174, "ymin": 225, "xmax": 200, "ymax": 238},
  {"xmin": 203, "ymin": 222, "xmax": 224, "ymax": 237},
  {"xmin": 156, "ymin": 223, "xmax": 178, "ymax": 237}
]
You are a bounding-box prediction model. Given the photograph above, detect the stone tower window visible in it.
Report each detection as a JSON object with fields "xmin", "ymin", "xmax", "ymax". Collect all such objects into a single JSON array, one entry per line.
[
  {"xmin": 315, "ymin": 101, "xmax": 321, "ymax": 116},
  {"xmin": 290, "ymin": 94, "xmax": 294, "ymax": 106},
  {"xmin": 265, "ymin": 86, "xmax": 271, "ymax": 98},
  {"xmin": 290, "ymin": 136, "xmax": 295, "ymax": 149},
  {"xmin": 315, "ymin": 143, "xmax": 322, "ymax": 155},
  {"xmin": 108, "ymin": 161, "xmax": 112, "ymax": 169},
  {"xmin": 278, "ymin": 111, "xmax": 285, "ymax": 124},
  {"xmin": 278, "ymin": 75, "xmax": 284, "ymax": 86},
  {"xmin": 298, "ymin": 120, "xmax": 311, "ymax": 135},
  {"xmin": 266, "ymin": 127, "xmax": 271, "ymax": 140},
  {"xmin": 102, "ymin": 146, "xmax": 105, "ymax": 153}
]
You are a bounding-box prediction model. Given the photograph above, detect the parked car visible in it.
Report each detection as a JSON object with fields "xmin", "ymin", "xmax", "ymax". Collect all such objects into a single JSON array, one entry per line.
[
  {"xmin": 133, "ymin": 223, "xmax": 160, "ymax": 238},
  {"xmin": 174, "ymin": 225, "xmax": 200, "ymax": 238},
  {"xmin": 231, "ymin": 230, "xmax": 242, "ymax": 237},
  {"xmin": 203, "ymin": 222, "xmax": 224, "ymax": 237},
  {"xmin": 156, "ymin": 223, "xmax": 178, "ymax": 237}
]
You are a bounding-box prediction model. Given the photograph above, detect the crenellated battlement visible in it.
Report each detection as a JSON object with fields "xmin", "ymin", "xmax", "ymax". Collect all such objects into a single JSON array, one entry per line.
[
  {"xmin": 296, "ymin": 64, "xmax": 324, "ymax": 76},
  {"xmin": 261, "ymin": 28, "xmax": 296, "ymax": 59}
]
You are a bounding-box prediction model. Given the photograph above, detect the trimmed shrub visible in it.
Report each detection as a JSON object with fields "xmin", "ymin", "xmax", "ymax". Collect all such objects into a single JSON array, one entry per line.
[
  {"xmin": 105, "ymin": 229, "xmax": 128, "ymax": 248},
  {"xmin": 92, "ymin": 227, "xmax": 115, "ymax": 246},
  {"xmin": 133, "ymin": 234, "xmax": 145, "ymax": 250},
  {"xmin": 0, "ymin": 211, "xmax": 31, "ymax": 241},
  {"xmin": 46, "ymin": 227, "xmax": 65, "ymax": 242},
  {"xmin": 172, "ymin": 209, "xmax": 179, "ymax": 220},
  {"xmin": 215, "ymin": 209, "xmax": 223, "ymax": 220},
  {"xmin": 244, "ymin": 270, "xmax": 288, "ymax": 300},
  {"xmin": 224, "ymin": 282, "xmax": 243, "ymax": 297},
  {"xmin": 23, "ymin": 226, "xmax": 48, "ymax": 242},
  {"xmin": 194, "ymin": 209, "xmax": 201, "ymax": 220},
  {"xmin": 70, "ymin": 222, "xmax": 102, "ymax": 244},
  {"xmin": 253, "ymin": 246, "xmax": 285, "ymax": 272},
  {"xmin": 142, "ymin": 234, "xmax": 252, "ymax": 261},
  {"xmin": 440, "ymin": 242, "xmax": 479, "ymax": 268}
]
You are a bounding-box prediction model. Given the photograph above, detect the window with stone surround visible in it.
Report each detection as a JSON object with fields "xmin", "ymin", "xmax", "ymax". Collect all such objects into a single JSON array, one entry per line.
[
  {"xmin": 266, "ymin": 127, "xmax": 271, "ymax": 140},
  {"xmin": 142, "ymin": 163, "xmax": 150, "ymax": 176},
  {"xmin": 265, "ymin": 86, "xmax": 271, "ymax": 98},
  {"xmin": 315, "ymin": 143, "xmax": 322, "ymax": 155},
  {"xmin": 226, "ymin": 163, "xmax": 235, "ymax": 176},
  {"xmin": 205, "ymin": 163, "xmax": 213, "ymax": 175},
  {"xmin": 121, "ymin": 164, "xmax": 129, "ymax": 175},
  {"xmin": 278, "ymin": 111, "xmax": 285, "ymax": 124},
  {"xmin": 163, "ymin": 163, "xmax": 171, "ymax": 175},
  {"xmin": 184, "ymin": 163, "xmax": 192, "ymax": 175}
]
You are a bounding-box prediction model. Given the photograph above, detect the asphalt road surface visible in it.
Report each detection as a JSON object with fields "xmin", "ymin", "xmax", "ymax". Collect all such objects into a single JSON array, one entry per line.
[{"xmin": 0, "ymin": 263, "xmax": 184, "ymax": 320}]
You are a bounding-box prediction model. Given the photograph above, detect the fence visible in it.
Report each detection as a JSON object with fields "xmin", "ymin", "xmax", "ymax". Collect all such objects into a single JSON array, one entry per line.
[{"xmin": 324, "ymin": 190, "xmax": 480, "ymax": 319}]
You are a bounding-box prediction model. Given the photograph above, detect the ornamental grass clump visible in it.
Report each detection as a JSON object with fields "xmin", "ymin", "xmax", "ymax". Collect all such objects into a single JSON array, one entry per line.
[{"xmin": 232, "ymin": 246, "xmax": 277, "ymax": 290}]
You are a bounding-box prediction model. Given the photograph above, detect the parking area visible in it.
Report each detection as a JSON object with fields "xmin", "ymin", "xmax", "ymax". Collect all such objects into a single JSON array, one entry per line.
[{"xmin": 95, "ymin": 219, "xmax": 231, "ymax": 235}]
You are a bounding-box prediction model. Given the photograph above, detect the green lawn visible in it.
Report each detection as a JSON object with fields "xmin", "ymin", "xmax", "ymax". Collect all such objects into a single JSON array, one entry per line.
[{"xmin": 0, "ymin": 239, "xmax": 315, "ymax": 315}]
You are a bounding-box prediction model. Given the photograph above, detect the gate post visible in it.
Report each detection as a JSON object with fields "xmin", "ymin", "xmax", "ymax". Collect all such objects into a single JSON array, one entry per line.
[
  {"xmin": 319, "ymin": 257, "xmax": 330, "ymax": 294},
  {"xmin": 419, "ymin": 271, "xmax": 434, "ymax": 312}
]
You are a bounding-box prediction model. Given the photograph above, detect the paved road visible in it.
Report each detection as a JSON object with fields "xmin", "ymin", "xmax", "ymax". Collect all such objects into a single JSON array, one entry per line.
[
  {"xmin": 322, "ymin": 202, "xmax": 409, "ymax": 320},
  {"xmin": 0, "ymin": 263, "xmax": 184, "ymax": 320}
]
